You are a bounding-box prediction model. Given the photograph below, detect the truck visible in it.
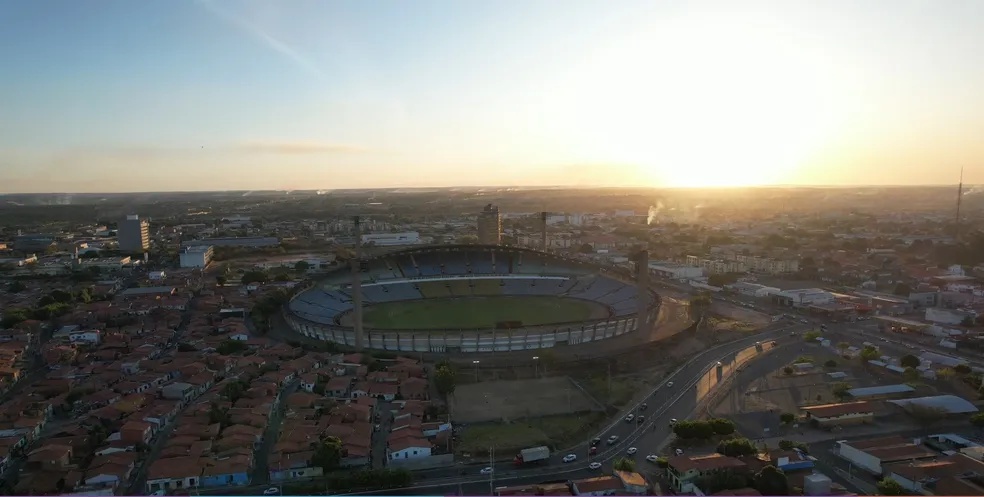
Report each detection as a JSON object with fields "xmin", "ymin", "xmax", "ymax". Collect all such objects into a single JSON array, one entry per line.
[{"xmin": 514, "ymin": 446, "xmax": 550, "ymax": 466}]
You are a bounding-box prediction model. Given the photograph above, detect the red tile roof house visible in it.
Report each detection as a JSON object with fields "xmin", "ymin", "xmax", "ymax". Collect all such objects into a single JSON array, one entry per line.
[
  {"xmin": 119, "ymin": 420, "xmax": 155, "ymax": 445},
  {"xmin": 145, "ymin": 456, "xmax": 204, "ymax": 494}
]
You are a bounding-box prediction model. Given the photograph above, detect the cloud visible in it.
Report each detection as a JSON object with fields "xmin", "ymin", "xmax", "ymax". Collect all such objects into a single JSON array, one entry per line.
[{"xmin": 231, "ymin": 141, "xmax": 367, "ymax": 155}]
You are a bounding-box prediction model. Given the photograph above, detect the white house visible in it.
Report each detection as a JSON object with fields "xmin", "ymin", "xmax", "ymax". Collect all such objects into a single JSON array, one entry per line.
[{"xmin": 387, "ymin": 438, "xmax": 431, "ymax": 461}]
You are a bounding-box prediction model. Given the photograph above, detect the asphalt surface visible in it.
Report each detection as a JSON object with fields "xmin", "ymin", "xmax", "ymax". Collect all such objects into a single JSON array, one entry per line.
[{"xmin": 362, "ymin": 323, "xmax": 809, "ymax": 493}]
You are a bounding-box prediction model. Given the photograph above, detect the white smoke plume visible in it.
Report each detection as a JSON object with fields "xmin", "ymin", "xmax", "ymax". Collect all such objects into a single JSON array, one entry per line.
[
  {"xmin": 963, "ymin": 185, "xmax": 984, "ymax": 196},
  {"xmin": 647, "ymin": 201, "xmax": 665, "ymax": 225}
]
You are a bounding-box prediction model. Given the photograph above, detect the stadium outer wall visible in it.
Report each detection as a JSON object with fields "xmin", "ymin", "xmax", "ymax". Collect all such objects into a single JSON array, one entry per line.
[{"xmin": 281, "ymin": 249, "xmax": 661, "ymax": 354}]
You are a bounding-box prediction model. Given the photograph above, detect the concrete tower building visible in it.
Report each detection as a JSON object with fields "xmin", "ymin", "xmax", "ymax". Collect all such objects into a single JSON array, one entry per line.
[
  {"xmin": 477, "ymin": 204, "xmax": 502, "ymax": 245},
  {"xmin": 118, "ymin": 215, "xmax": 150, "ymax": 254}
]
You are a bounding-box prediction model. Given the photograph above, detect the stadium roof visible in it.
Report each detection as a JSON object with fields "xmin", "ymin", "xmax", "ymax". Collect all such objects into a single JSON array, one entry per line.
[{"xmin": 888, "ymin": 395, "xmax": 979, "ymax": 414}]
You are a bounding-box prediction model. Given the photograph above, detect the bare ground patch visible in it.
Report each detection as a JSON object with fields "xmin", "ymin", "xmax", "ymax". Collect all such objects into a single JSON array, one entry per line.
[{"xmin": 451, "ymin": 377, "xmax": 600, "ymax": 424}]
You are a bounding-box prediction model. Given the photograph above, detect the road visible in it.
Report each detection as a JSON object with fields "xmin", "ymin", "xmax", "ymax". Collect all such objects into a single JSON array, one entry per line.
[
  {"xmin": 253, "ymin": 379, "xmax": 300, "ymax": 485},
  {"xmin": 384, "ymin": 324, "xmax": 809, "ymax": 490}
]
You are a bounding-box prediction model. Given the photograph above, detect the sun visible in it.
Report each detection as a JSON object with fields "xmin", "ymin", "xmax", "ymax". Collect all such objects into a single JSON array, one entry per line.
[{"xmin": 541, "ymin": 11, "xmax": 850, "ymax": 188}]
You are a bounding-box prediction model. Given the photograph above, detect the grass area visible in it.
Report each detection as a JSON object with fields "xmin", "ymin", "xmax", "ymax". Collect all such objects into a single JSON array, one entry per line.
[
  {"xmin": 355, "ymin": 295, "xmax": 607, "ymax": 330},
  {"xmin": 582, "ymin": 376, "xmax": 639, "ymax": 408},
  {"xmin": 707, "ymin": 317, "xmax": 758, "ymax": 332},
  {"xmin": 457, "ymin": 413, "xmax": 606, "ymax": 455}
]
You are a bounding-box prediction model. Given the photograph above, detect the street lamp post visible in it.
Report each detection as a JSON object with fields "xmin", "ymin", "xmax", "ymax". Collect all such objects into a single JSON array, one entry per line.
[
  {"xmin": 489, "ymin": 444, "xmax": 496, "ymax": 495},
  {"xmin": 473, "ymin": 360, "xmax": 480, "ymax": 382},
  {"xmin": 532, "ymin": 356, "xmax": 539, "ymax": 378}
]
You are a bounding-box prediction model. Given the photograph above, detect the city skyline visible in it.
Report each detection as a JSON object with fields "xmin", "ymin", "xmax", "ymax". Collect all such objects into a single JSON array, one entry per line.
[{"xmin": 2, "ymin": 0, "xmax": 983, "ymax": 193}]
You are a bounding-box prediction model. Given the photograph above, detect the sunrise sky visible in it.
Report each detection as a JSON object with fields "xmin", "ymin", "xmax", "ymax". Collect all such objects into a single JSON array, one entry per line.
[{"xmin": 1, "ymin": 0, "xmax": 982, "ymax": 193}]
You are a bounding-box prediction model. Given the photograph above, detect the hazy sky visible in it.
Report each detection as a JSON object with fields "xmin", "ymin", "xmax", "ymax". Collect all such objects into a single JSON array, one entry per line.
[{"xmin": 2, "ymin": 0, "xmax": 982, "ymax": 193}]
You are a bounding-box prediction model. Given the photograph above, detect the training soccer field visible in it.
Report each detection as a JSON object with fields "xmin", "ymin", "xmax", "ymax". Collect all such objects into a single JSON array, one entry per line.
[{"xmin": 347, "ymin": 295, "xmax": 609, "ymax": 330}]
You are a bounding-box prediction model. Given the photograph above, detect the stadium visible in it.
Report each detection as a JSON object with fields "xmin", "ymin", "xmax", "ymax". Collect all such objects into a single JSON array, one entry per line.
[{"xmin": 283, "ymin": 245, "xmax": 660, "ymax": 354}]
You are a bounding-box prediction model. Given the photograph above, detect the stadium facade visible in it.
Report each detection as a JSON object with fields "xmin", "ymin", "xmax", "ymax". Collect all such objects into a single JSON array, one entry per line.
[{"xmin": 283, "ymin": 245, "xmax": 660, "ymax": 353}]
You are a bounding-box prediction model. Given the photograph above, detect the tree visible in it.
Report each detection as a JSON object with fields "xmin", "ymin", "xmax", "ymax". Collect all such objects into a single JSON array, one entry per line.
[
  {"xmin": 716, "ymin": 437, "xmax": 758, "ymax": 457},
  {"xmin": 689, "ymin": 292, "xmax": 712, "ymax": 321},
  {"xmin": 456, "ymin": 235, "xmax": 480, "ymax": 244},
  {"xmin": 836, "ymin": 342, "xmax": 850, "ymax": 351},
  {"xmin": 783, "ymin": 366, "xmax": 794, "ymax": 376},
  {"xmin": 434, "ymin": 364, "xmax": 456, "ymax": 397},
  {"xmin": 900, "ymin": 354, "xmax": 920, "ymax": 369},
  {"xmin": 612, "ymin": 458, "xmax": 635, "ymax": 472},
  {"xmin": 221, "ymin": 381, "xmax": 247, "ymax": 403},
  {"xmin": 955, "ymin": 364, "xmax": 972, "ymax": 375},
  {"xmin": 708, "ymin": 418, "xmax": 736, "ymax": 436},
  {"xmin": 970, "ymin": 412, "xmax": 984, "ymax": 429},
  {"xmin": 7, "ymin": 280, "xmax": 26, "ymax": 293},
  {"xmin": 938, "ymin": 367, "xmax": 956, "ymax": 380},
  {"xmin": 216, "ymin": 275, "xmax": 227, "ymax": 286},
  {"xmin": 294, "ymin": 260, "xmax": 311, "ymax": 272},
  {"xmin": 754, "ymin": 465, "xmax": 789, "ymax": 496},
  {"xmin": 824, "ymin": 359, "xmax": 838, "ymax": 368},
  {"xmin": 779, "ymin": 412, "xmax": 795, "ymax": 425},
  {"xmin": 673, "ymin": 420, "xmax": 716, "ymax": 440},
  {"xmin": 655, "ymin": 456, "xmax": 668, "ymax": 468},
  {"xmin": 902, "ymin": 367, "xmax": 920, "ymax": 383},
  {"xmin": 241, "ymin": 270, "xmax": 269, "ymax": 285},
  {"xmin": 778, "ymin": 440, "xmax": 798, "ymax": 451},
  {"xmin": 876, "ymin": 478, "xmax": 906, "ymax": 496},
  {"xmin": 275, "ymin": 273, "xmax": 291, "ymax": 282},
  {"xmin": 859, "ymin": 346, "xmax": 881, "ymax": 362},
  {"xmin": 312, "ymin": 436, "xmax": 343, "ymax": 471},
  {"xmin": 832, "ymin": 382, "xmax": 852, "ymax": 401},
  {"xmin": 578, "ymin": 244, "xmax": 594, "ymax": 254},
  {"xmin": 803, "ymin": 331, "xmax": 821, "ymax": 342}
]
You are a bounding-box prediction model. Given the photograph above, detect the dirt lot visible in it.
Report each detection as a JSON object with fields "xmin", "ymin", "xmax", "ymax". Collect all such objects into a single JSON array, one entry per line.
[
  {"xmin": 708, "ymin": 302, "xmax": 772, "ymax": 327},
  {"xmin": 455, "ymin": 412, "xmax": 606, "ymax": 457},
  {"xmin": 452, "ymin": 377, "xmax": 601, "ymax": 424}
]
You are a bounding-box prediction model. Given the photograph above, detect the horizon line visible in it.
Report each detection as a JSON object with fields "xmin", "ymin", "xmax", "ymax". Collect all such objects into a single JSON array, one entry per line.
[{"xmin": 0, "ymin": 183, "xmax": 978, "ymax": 196}]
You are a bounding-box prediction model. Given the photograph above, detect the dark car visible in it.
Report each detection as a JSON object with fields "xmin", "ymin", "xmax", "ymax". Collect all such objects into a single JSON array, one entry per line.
[
  {"xmin": 639, "ymin": 403, "xmax": 648, "ymax": 411},
  {"xmin": 591, "ymin": 437, "xmax": 601, "ymax": 447}
]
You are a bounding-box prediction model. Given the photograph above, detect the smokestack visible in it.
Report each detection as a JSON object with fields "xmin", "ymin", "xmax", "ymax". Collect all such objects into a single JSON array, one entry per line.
[
  {"xmin": 636, "ymin": 249, "xmax": 650, "ymax": 333},
  {"xmin": 541, "ymin": 212, "xmax": 548, "ymax": 251},
  {"xmin": 352, "ymin": 216, "xmax": 365, "ymax": 350}
]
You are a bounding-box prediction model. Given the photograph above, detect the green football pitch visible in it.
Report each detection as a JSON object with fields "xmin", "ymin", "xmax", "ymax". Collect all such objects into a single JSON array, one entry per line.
[{"xmin": 344, "ymin": 295, "xmax": 610, "ymax": 330}]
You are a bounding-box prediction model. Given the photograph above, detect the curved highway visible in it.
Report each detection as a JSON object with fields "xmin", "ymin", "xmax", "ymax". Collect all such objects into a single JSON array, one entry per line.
[{"xmin": 351, "ymin": 323, "xmax": 808, "ymax": 495}]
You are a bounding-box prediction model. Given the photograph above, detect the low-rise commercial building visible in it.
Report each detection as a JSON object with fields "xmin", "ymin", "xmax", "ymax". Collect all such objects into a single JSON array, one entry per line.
[
  {"xmin": 835, "ymin": 436, "xmax": 938, "ymax": 475},
  {"xmin": 179, "ymin": 246, "xmax": 213, "ymax": 268}
]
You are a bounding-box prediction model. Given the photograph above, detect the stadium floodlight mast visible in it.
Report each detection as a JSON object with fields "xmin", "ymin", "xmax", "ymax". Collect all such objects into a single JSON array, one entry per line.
[{"xmin": 351, "ymin": 215, "xmax": 365, "ymax": 350}]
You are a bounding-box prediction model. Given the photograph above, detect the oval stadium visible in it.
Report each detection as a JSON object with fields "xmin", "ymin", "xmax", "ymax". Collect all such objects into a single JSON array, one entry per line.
[{"xmin": 283, "ymin": 245, "xmax": 660, "ymax": 353}]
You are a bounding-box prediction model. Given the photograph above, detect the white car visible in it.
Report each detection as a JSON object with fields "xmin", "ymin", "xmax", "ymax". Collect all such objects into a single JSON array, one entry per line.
[
  {"xmin": 589, "ymin": 462, "xmax": 603, "ymax": 470},
  {"xmin": 480, "ymin": 466, "xmax": 494, "ymax": 475},
  {"xmin": 625, "ymin": 414, "xmax": 635, "ymax": 422},
  {"xmin": 675, "ymin": 448, "xmax": 684, "ymax": 456},
  {"xmin": 563, "ymin": 454, "xmax": 577, "ymax": 463},
  {"xmin": 263, "ymin": 488, "xmax": 280, "ymax": 496},
  {"xmin": 627, "ymin": 447, "xmax": 638, "ymax": 455},
  {"xmin": 666, "ymin": 381, "xmax": 674, "ymax": 387},
  {"xmin": 645, "ymin": 454, "xmax": 658, "ymax": 462},
  {"xmin": 607, "ymin": 435, "xmax": 619, "ymax": 444},
  {"xmin": 670, "ymin": 418, "xmax": 678, "ymax": 425}
]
